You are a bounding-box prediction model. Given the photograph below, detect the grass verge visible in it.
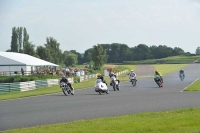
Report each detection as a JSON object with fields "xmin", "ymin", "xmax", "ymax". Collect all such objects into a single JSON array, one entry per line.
[
  {"xmin": 184, "ymin": 78, "xmax": 200, "ymax": 91},
  {"xmin": 4, "ymin": 107, "xmax": 200, "ymax": 133},
  {"xmin": 152, "ymin": 64, "xmax": 188, "ymax": 76}
]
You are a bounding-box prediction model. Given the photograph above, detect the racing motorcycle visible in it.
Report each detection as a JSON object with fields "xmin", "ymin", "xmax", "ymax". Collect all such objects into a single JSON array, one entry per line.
[
  {"xmin": 110, "ymin": 75, "xmax": 120, "ymax": 91},
  {"xmin": 95, "ymin": 79, "xmax": 109, "ymax": 95},
  {"xmin": 130, "ymin": 76, "xmax": 137, "ymax": 86},
  {"xmin": 154, "ymin": 75, "xmax": 163, "ymax": 87},
  {"xmin": 179, "ymin": 73, "xmax": 184, "ymax": 81},
  {"xmin": 60, "ymin": 82, "xmax": 74, "ymax": 96}
]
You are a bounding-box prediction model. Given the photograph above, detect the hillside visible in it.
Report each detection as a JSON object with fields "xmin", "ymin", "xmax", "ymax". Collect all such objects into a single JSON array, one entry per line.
[{"xmin": 123, "ymin": 55, "xmax": 200, "ymax": 64}]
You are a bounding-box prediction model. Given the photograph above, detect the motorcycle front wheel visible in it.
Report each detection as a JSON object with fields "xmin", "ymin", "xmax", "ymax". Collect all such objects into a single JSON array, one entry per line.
[
  {"xmin": 132, "ymin": 80, "xmax": 136, "ymax": 86},
  {"xmin": 62, "ymin": 87, "xmax": 68, "ymax": 96}
]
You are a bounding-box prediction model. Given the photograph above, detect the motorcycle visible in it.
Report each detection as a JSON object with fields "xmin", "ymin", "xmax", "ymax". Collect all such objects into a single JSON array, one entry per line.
[
  {"xmin": 130, "ymin": 76, "xmax": 137, "ymax": 86},
  {"xmin": 179, "ymin": 73, "xmax": 184, "ymax": 81},
  {"xmin": 60, "ymin": 82, "xmax": 74, "ymax": 96},
  {"xmin": 110, "ymin": 76, "xmax": 120, "ymax": 91},
  {"xmin": 95, "ymin": 79, "xmax": 109, "ymax": 95},
  {"xmin": 154, "ymin": 75, "xmax": 163, "ymax": 87}
]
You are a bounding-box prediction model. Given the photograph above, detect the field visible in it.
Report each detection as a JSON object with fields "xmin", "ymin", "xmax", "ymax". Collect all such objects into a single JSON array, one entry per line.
[
  {"xmin": 152, "ymin": 64, "xmax": 188, "ymax": 75},
  {"xmin": 123, "ymin": 55, "xmax": 200, "ymax": 64}
]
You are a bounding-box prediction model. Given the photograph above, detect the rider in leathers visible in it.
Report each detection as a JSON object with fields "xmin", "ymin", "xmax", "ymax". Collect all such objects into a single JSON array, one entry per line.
[
  {"xmin": 179, "ymin": 69, "xmax": 185, "ymax": 79},
  {"xmin": 127, "ymin": 70, "xmax": 137, "ymax": 83},
  {"xmin": 97, "ymin": 73, "xmax": 107, "ymax": 86},
  {"xmin": 154, "ymin": 70, "xmax": 163, "ymax": 83},
  {"xmin": 60, "ymin": 75, "xmax": 74, "ymax": 92},
  {"xmin": 109, "ymin": 72, "xmax": 120, "ymax": 86}
]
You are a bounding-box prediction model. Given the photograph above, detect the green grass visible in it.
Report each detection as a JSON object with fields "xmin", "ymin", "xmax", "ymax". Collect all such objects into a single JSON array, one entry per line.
[
  {"xmin": 152, "ymin": 64, "xmax": 188, "ymax": 75},
  {"xmin": 123, "ymin": 55, "xmax": 200, "ymax": 64},
  {"xmin": 4, "ymin": 107, "xmax": 200, "ymax": 133},
  {"xmin": 184, "ymin": 79, "xmax": 200, "ymax": 91}
]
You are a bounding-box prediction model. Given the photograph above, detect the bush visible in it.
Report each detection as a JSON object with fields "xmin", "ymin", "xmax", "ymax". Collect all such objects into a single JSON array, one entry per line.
[
  {"xmin": 88, "ymin": 69, "xmax": 95, "ymax": 74},
  {"xmin": 19, "ymin": 77, "xmax": 29, "ymax": 82},
  {"xmin": 73, "ymin": 76, "xmax": 80, "ymax": 82}
]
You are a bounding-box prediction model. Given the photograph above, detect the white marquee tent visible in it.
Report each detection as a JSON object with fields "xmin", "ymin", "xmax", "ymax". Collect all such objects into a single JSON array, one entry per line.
[{"xmin": 0, "ymin": 52, "xmax": 59, "ymax": 76}]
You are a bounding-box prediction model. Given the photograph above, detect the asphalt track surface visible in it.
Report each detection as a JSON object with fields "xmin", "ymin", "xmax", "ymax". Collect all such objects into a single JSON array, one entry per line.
[{"xmin": 0, "ymin": 64, "xmax": 200, "ymax": 131}]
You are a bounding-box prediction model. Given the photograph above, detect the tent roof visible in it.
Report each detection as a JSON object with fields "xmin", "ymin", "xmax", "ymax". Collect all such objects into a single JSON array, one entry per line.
[{"xmin": 0, "ymin": 52, "xmax": 59, "ymax": 66}]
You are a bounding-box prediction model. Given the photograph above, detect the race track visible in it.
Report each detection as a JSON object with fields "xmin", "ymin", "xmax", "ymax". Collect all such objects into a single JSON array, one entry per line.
[{"xmin": 0, "ymin": 64, "xmax": 200, "ymax": 131}]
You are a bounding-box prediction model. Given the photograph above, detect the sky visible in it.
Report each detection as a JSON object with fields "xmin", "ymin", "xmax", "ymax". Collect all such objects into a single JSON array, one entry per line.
[{"xmin": 0, "ymin": 0, "xmax": 200, "ymax": 54}]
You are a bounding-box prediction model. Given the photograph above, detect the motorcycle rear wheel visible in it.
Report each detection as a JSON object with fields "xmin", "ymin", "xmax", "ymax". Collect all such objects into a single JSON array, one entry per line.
[
  {"xmin": 113, "ymin": 84, "xmax": 116, "ymax": 91},
  {"xmin": 106, "ymin": 89, "xmax": 109, "ymax": 94}
]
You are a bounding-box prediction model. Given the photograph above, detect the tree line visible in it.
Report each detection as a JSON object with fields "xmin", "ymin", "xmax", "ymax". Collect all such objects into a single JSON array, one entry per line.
[
  {"xmin": 84, "ymin": 43, "xmax": 187, "ymax": 64},
  {"xmin": 8, "ymin": 27, "xmax": 197, "ymax": 70}
]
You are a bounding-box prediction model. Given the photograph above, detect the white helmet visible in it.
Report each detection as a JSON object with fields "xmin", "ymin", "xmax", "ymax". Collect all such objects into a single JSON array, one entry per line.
[{"xmin": 131, "ymin": 70, "xmax": 134, "ymax": 72}]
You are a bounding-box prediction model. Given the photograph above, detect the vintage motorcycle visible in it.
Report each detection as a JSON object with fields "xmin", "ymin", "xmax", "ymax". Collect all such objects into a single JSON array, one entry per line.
[
  {"xmin": 60, "ymin": 82, "xmax": 74, "ymax": 96},
  {"xmin": 130, "ymin": 75, "xmax": 137, "ymax": 86},
  {"xmin": 95, "ymin": 79, "xmax": 109, "ymax": 95}
]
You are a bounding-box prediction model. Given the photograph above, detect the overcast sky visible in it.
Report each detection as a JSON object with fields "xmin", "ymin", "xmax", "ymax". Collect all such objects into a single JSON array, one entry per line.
[{"xmin": 0, "ymin": 0, "xmax": 200, "ymax": 54}]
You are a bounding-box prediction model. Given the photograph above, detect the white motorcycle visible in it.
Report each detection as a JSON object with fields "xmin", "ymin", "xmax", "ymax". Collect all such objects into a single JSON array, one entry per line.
[
  {"xmin": 110, "ymin": 76, "xmax": 120, "ymax": 91},
  {"xmin": 130, "ymin": 76, "xmax": 137, "ymax": 86},
  {"xmin": 60, "ymin": 82, "xmax": 74, "ymax": 96},
  {"xmin": 95, "ymin": 79, "xmax": 109, "ymax": 95}
]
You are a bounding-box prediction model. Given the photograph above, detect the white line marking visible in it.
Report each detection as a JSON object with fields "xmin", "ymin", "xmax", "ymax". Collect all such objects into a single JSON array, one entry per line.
[{"xmin": 180, "ymin": 78, "xmax": 199, "ymax": 92}]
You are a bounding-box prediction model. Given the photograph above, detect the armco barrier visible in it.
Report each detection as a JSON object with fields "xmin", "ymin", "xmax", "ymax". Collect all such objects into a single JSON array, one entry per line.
[
  {"xmin": 80, "ymin": 74, "xmax": 97, "ymax": 82},
  {"xmin": 47, "ymin": 79, "xmax": 59, "ymax": 87},
  {"xmin": 0, "ymin": 82, "xmax": 20, "ymax": 94},
  {"xmin": 35, "ymin": 80, "xmax": 48, "ymax": 89},
  {"xmin": 20, "ymin": 81, "xmax": 36, "ymax": 92},
  {"xmin": 80, "ymin": 76, "xmax": 84, "ymax": 82}
]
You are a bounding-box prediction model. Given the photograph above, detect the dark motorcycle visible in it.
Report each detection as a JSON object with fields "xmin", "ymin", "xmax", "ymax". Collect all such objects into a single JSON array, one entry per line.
[
  {"xmin": 154, "ymin": 75, "xmax": 163, "ymax": 87},
  {"xmin": 179, "ymin": 73, "xmax": 184, "ymax": 81},
  {"xmin": 60, "ymin": 82, "xmax": 74, "ymax": 96}
]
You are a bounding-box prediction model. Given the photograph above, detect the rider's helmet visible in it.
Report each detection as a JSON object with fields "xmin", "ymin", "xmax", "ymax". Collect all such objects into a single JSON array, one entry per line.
[
  {"xmin": 62, "ymin": 75, "xmax": 66, "ymax": 80},
  {"xmin": 97, "ymin": 73, "xmax": 101, "ymax": 78},
  {"xmin": 155, "ymin": 70, "xmax": 158, "ymax": 73},
  {"xmin": 131, "ymin": 70, "xmax": 134, "ymax": 73}
]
